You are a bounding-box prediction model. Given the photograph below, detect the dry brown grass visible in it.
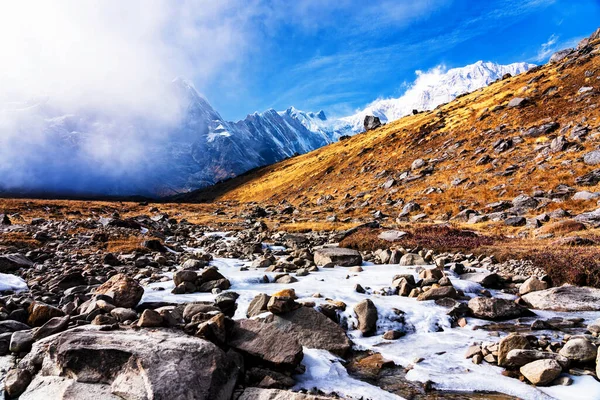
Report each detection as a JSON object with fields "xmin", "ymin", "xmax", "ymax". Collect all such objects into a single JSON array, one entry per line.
[
  {"xmin": 176, "ymin": 44, "xmax": 600, "ymax": 239},
  {"xmin": 105, "ymin": 236, "xmax": 148, "ymax": 254},
  {"xmin": 0, "ymin": 232, "xmax": 40, "ymax": 249},
  {"xmin": 276, "ymin": 221, "xmax": 357, "ymax": 233}
]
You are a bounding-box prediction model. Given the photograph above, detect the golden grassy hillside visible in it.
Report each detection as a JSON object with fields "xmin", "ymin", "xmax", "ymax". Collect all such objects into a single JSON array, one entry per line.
[{"xmin": 185, "ymin": 33, "xmax": 600, "ymax": 228}]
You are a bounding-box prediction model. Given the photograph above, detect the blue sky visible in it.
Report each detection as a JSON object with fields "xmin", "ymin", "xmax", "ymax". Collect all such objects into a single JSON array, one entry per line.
[{"xmin": 195, "ymin": 0, "xmax": 600, "ymax": 121}]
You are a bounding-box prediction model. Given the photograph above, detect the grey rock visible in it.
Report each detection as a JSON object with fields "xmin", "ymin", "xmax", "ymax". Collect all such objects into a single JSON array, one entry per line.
[
  {"xmin": 228, "ymin": 319, "xmax": 303, "ymax": 369},
  {"xmin": 0, "ymin": 253, "xmax": 33, "ymax": 273},
  {"xmin": 271, "ymin": 307, "xmax": 352, "ymax": 357},
  {"xmin": 417, "ymin": 286, "xmax": 458, "ymax": 301},
  {"xmin": 237, "ymin": 388, "xmax": 332, "ymax": 400},
  {"xmin": 521, "ymin": 285, "xmax": 600, "ymax": 311},
  {"xmin": 247, "ymin": 294, "xmax": 271, "ymax": 318},
  {"xmin": 559, "ymin": 338, "xmax": 597, "ymax": 363},
  {"xmin": 498, "ymin": 333, "xmax": 530, "ymax": 367},
  {"xmin": 468, "ymin": 297, "xmax": 532, "ymax": 320},
  {"xmin": 519, "ymin": 277, "xmax": 548, "ymax": 295},
  {"xmin": 399, "ymin": 253, "xmax": 427, "ymax": 266},
  {"xmin": 0, "ymin": 320, "xmax": 31, "ymax": 334},
  {"xmin": 364, "ymin": 115, "xmax": 382, "ymax": 131},
  {"xmin": 377, "ymin": 230, "xmax": 408, "ymax": 242},
  {"xmin": 33, "ymin": 316, "xmax": 70, "ymax": 341},
  {"xmin": 354, "ymin": 299, "xmax": 378, "ymax": 336},
  {"xmin": 4, "ymin": 369, "xmax": 32, "ymax": 398},
  {"xmin": 460, "ymin": 272, "xmax": 499, "ymax": 288},
  {"xmin": 520, "ymin": 359, "xmax": 562, "ymax": 386},
  {"xmin": 507, "ymin": 97, "xmax": 529, "ymax": 108},
  {"xmin": 549, "ymin": 48, "xmax": 574, "ymax": 63},
  {"xmin": 17, "ymin": 326, "xmax": 239, "ymax": 400},
  {"xmin": 505, "ymin": 349, "xmax": 570, "ymax": 368},
  {"xmin": 313, "ymin": 248, "xmax": 362, "ymax": 267},
  {"xmin": 10, "ymin": 330, "xmax": 34, "ymax": 353},
  {"xmin": 583, "ymin": 150, "xmax": 600, "ymax": 165}
]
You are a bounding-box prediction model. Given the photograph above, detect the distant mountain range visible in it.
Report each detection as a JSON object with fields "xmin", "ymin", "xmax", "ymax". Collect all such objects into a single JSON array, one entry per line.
[{"xmin": 0, "ymin": 61, "xmax": 533, "ymax": 197}]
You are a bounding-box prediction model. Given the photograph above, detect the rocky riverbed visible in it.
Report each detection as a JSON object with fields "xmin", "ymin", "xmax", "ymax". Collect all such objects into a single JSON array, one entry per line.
[{"xmin": 0, "ymin": 213, "xmax": 599, "ymax": 399}]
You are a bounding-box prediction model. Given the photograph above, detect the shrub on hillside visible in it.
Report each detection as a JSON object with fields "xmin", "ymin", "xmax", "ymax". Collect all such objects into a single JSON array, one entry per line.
[
  {"xmin": 340, "ymin": 225, "xmax": 497, "ymax": 253},
  {"xmin": 526, "ymin": 249, "xmax": 600, "ymax": 288}
]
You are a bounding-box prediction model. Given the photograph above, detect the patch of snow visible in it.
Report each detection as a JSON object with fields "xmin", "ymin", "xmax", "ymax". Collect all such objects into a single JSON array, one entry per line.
[
  {"xmin": 294, "ymin": 348, "xmax": 402, "ymax": 400},
  {"xmin": 140, "ymin": 248, "xmax": 597, "ymax": 400},
  {"xmin": 0, "ymin": 273, "xmax": 28, "ymax": 292}
]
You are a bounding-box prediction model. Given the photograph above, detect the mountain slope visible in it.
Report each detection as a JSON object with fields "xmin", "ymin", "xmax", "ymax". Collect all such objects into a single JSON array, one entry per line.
[
  {"xmin": 0, "ymin": 61, "xmax": 533, "ymax": 197},
  {"xmin": 181, "ymin": 32, "xmax": 600, "ymax": 230},
  {"xmin": 338, "ymin": 61, "xmax": 534, "ymax": 133}
]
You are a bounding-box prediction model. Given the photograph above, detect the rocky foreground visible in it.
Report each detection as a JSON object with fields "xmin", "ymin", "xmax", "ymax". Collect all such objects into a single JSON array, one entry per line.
[{"xmin": 0, "ymin": 211, "xmax": 599, "ymax": 399}]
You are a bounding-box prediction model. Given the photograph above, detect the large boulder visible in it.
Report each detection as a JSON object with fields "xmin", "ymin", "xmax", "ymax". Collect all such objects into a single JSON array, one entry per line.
[
  {"xmin": 378, "ymin": 230, "xmax": 408, "ymax": 242},
  {"xmin": 399, "ymin": 253, "xmax": 427, "ymax": 266},
  {"xmin": 14, "ymin": 326, "xmax": 239, "ymax": 400},
  {"xmin": 228, "ymin": 319, "xmax": 303, "ymax": 369},
  {"xmin": 461, "ymin": 272, "xmax": 499, "ymax": 288},
  {"xmin": 0, "ymin": 253, "xmax": 33, "ymax": 273},
  {"xmin": 467, "ymin": 297, "xmax": 532, "ymax": 320},
  {"xmin": 518, "ymin": 277, "xmax": 548, "ymax": 295},
  {"xmin": 416, "ymin": 286, "xmax": 457, "ymax": 301},
  {"xmin": 353, "ymin": 299, "xmax": 378, "ymax": 336},
  {"xmin": 247, "ymin": 294, "xmax": 271, "ymax": 317},
  {"xmin": 558, "ymin": 338, "xmax": 597, "ymax": 363},
  {"xmin": 498, "ymin": 334, "xmax": 530, "ymax": 366},
  {"xmin": 520, "ymin": 359, "xmax": 562, "ymax": 386},
  {"xmin": 271, "ymin": 307, "xmax": 352, "ymax": 357},
  {"xmin": 94, "ymin": 274, "xmax": 144, "ymax": 308},
  {"xmin": 584, "ymin": 150, "xmax": 600, "ymax": 165},
  {"xmin": 364, "ymin": 115, "xmax": 382, "ymax": 131},
  {"xmin": 28, "ymin": 302, "xmax": 65, "ymax": 327},
  {"xmin": 505, "ymin": 349, "xmax": 569, "ymax": 368},
  {"xmin": 521, "ymin": 285, "xmax": 600, "ymax": 311},
  {"xmin": 237, "ymin": 388, "xmax": 332, "ymax": 400},
  {"xmin": 313, "ymin": 248, "xmax": 362, "ymax": 267}
]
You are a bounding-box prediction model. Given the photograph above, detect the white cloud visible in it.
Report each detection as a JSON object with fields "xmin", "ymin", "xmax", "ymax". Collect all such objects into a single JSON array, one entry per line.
[
  {"xmin": 535, "ymin": 34, "xmax": 560, "ymax": 61},
  {"xmin": 0, "ymin": 0, "xmax": 256, "ymax": 194}
]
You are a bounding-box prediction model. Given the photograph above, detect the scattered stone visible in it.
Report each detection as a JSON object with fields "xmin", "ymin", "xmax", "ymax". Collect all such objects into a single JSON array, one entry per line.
[
  {"xmin": 520, "ymin": 359, "xmax": 562, "ymax": 386},
  {"xmin": 559, "ymin": 338, "xmax": 597, "ymax": 363},
  {"xmin": 504, "ymin": 349, "xmax": 569, "ymax": 368},
  {"xmin": 0, "ymin": 253, "xmax": 33, "ymax": 273},
  {"xmin": 228, "ymin": 319, "xmax": 303, "ymax": 369},
  {"xmin": 138, "ymin": 309, "xmax": 163, "ymax": 327},
  {"xmin": 16, "ymin": 326, "xmax": 239, "ymax": 399},
  {"xmin": 364, "ymin": 115, "xmax": 382, "ymax": 131},
  {"xmin": 519, "ymin": 277, "xmax": 548, "ymax": 295},
  {"xmin": 399, "ymin": 253, "xmax": 427, "ymax": 266},
  {"xmin": 247, "ymin": 294, "xmax": 271, "ymax": 318},
  {"xmin": 313, "ymin": 248, "xmax": 362, "ymax": 267},
  {"xmin": 468, "ymin": 297, "xmax": 532, "ymax": 320},
  {"xmin": 271, "ymin": 307, "xmax": 352, "ymax": 357},
  {"xmin": 354, "ymin": 299, "xmax": 378, "ymax": 336},
  {"xmin": 498, "ymin": 333, "xmax": 530, "ymax": 366},
  {"xmin": 4, "ymin": 369, "xmax": 32, "ymax": 398},
  {"xmin": 94, "ymin": 274, "xmax": 144, "ymax": 308},
  {"xmin": 521, "ymin": 285, "xmax": 600, "ymax": 311},
  {"xmin": 417, "ymin": 286, "xmax": 458, "ymax": 301}
]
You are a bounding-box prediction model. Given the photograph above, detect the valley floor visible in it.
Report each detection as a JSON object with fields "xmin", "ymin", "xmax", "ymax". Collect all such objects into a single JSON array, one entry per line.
[{"xmin": 0, "ymin": 197, "xmax": 599, "ymax": 399}]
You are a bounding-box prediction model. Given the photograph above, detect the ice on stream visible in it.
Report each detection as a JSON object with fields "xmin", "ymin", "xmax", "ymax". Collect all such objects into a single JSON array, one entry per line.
[
  {"xmin": 141, "ymin": 239, "xmax": 600, "ymax": 400},
  {"xmin": 0, "ymin": 273, "xmax": 27, "ymax": 293}
]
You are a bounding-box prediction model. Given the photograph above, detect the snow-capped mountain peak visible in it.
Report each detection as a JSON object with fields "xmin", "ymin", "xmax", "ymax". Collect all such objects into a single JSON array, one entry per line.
[{"xmin": 339, "ymin": 60, "xmax": 534, "ymax": 132}]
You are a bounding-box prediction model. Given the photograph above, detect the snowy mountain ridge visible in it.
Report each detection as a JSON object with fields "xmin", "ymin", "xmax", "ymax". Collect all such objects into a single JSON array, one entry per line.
[{"xmin": 0, "ymin": 61, "xmax": 533, "ymax": 196}]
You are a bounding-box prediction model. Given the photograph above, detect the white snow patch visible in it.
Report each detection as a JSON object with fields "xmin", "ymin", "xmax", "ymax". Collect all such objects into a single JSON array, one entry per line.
[
  {"xmin": 0, "ymin": 273, "xmax": 28, "ymax": 292},
  {"xmin": 294, "ymin": 348, "xmax": 403, "ymax": 400},
  {"xmin": 140, "ymin": 251, "xmax": 600, "ymax": 400}
]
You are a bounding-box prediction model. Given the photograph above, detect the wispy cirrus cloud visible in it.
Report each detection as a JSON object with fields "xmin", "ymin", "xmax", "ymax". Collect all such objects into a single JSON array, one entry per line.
[{"xmin": 534, "ymin": 34, "xmax": 560, "ymax": 61}]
